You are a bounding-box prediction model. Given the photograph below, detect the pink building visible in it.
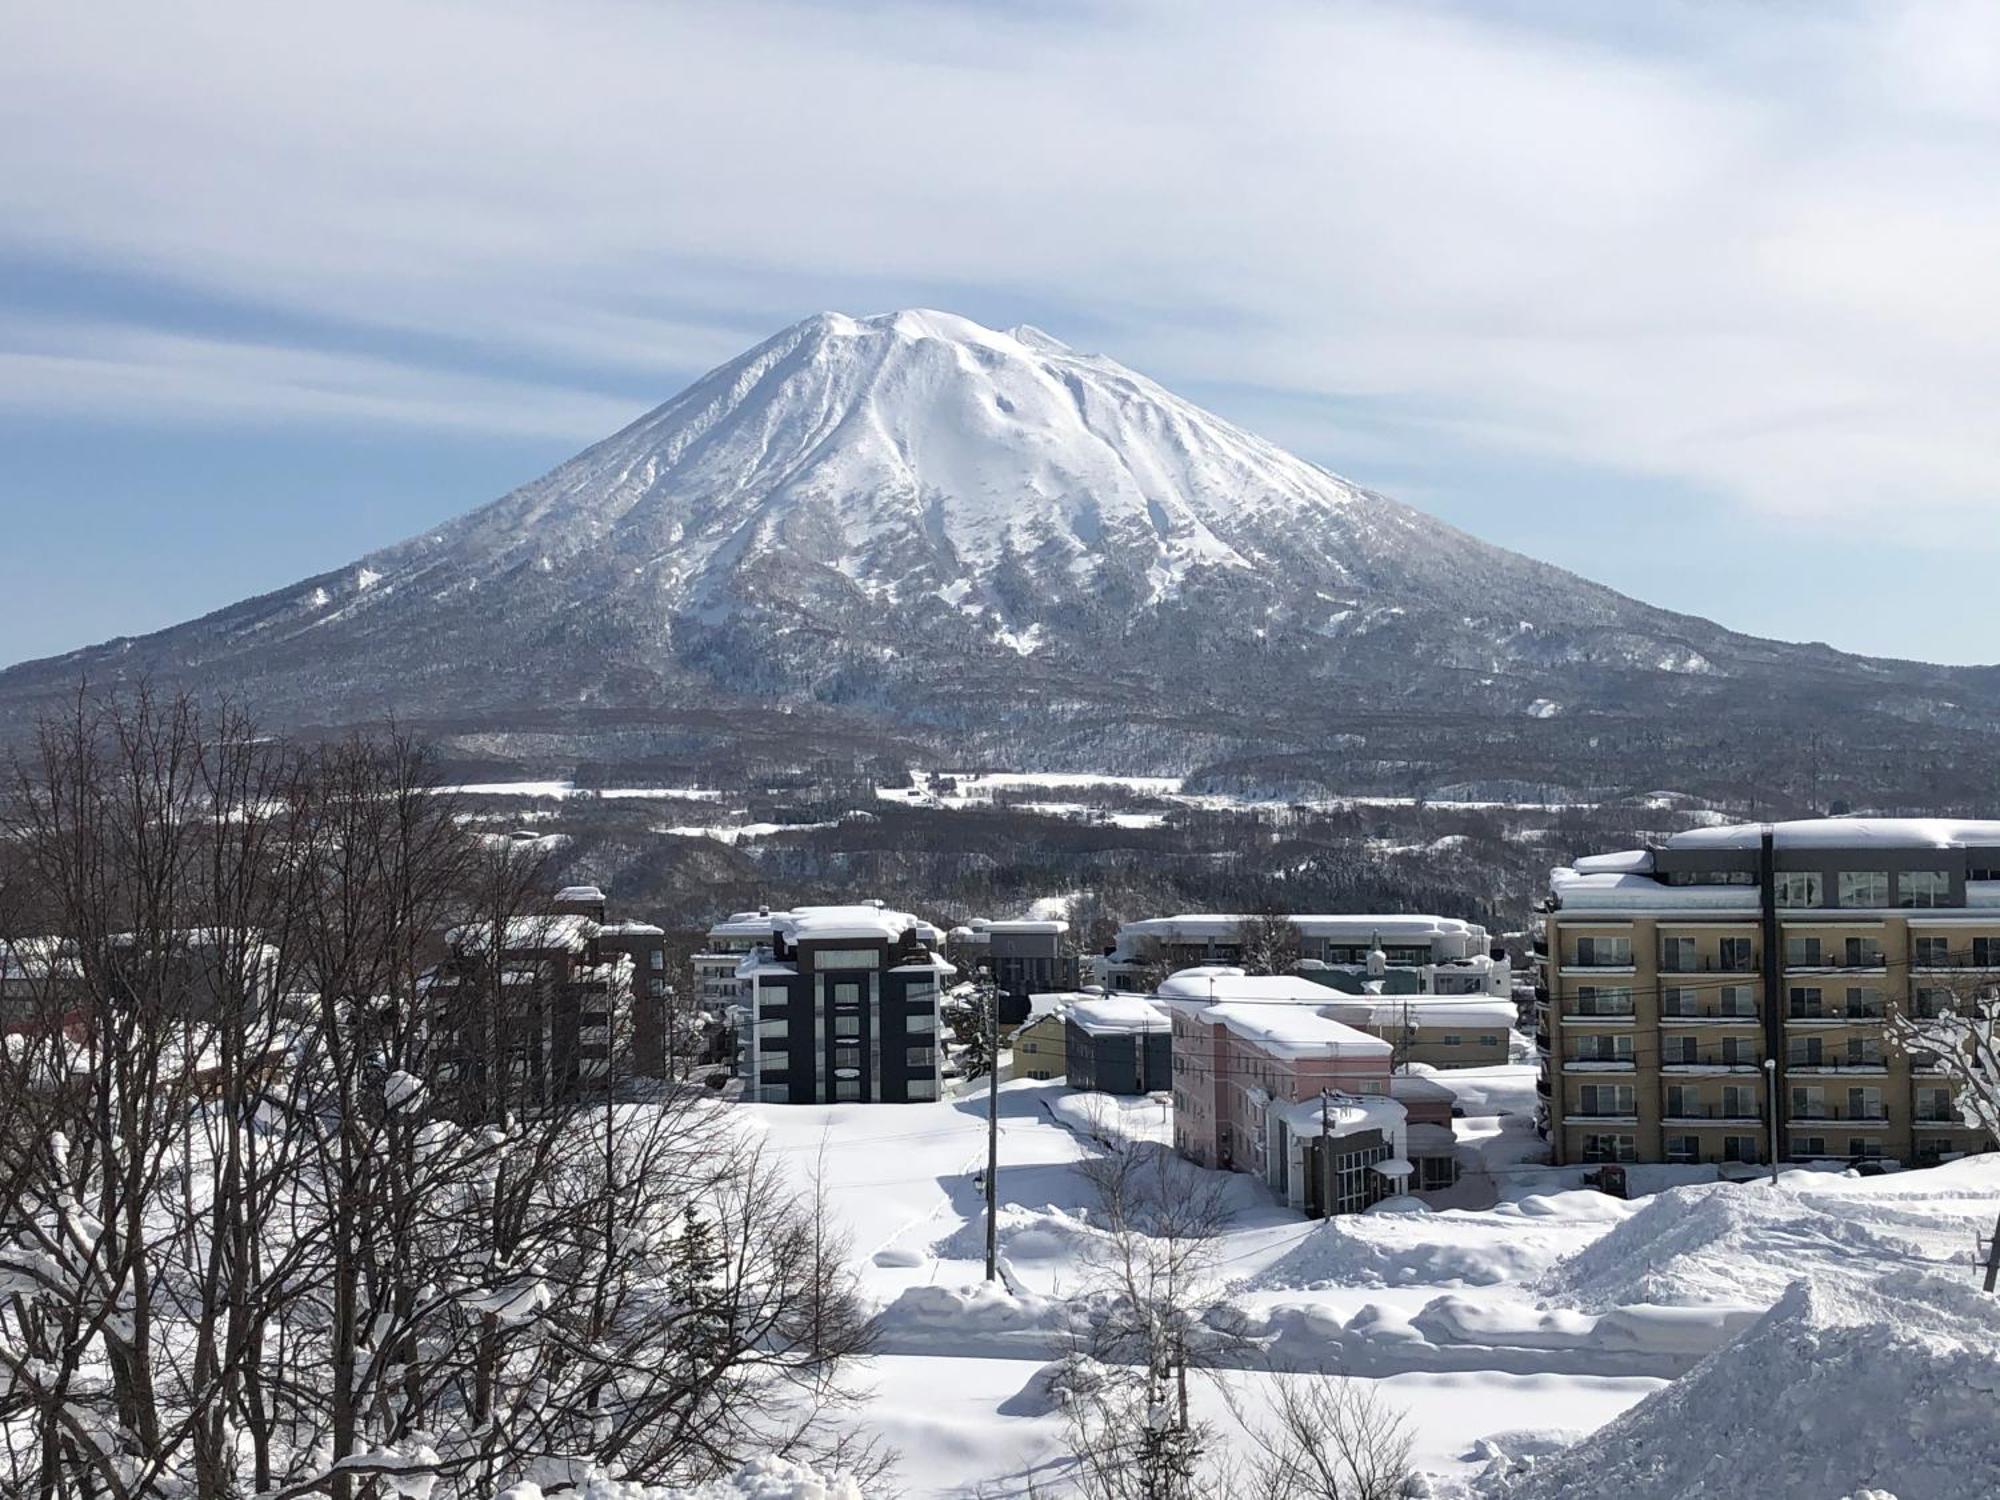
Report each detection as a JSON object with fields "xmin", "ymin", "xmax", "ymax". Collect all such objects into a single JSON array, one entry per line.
[{"xmin": 1159, "ymin": 967, "xmax": 1413, "ymax": 1216}]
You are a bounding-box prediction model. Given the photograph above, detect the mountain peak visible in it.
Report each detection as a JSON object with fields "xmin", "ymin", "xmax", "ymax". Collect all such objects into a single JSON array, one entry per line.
[{"xmin": 7, "ymin": 307, "xmax": 1996, "ymax": 800}]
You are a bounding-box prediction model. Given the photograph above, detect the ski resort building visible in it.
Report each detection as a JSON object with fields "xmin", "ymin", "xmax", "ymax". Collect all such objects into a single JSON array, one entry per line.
[
  {"xmin": 1158, "ymin": 967, "xmax": 1417, "ymax": 1216},
  {"xmin": 1064, "ymin": 995, "xmax": 1172, "ymax": 1093},
  {"xmin": 551, "ymin": 885, "xmax": 672, "ymax": 1075},
  {"xmin": 731, "ymin": 903, "xmax": 950, "ymax": 1104},
  {"xmin": 1537, "ymin": 819, "xmax": 2000, "ymax": 1169},
  {"xmin": 1099, "ymin": 913, "xmax": 1509, "ymax": 1001},
  {"xmin": 431, "ymin": 909, "xmax": 636, "ymax": 1111},
  {"xmin": 950, "ymin": 917, "xmax": 1071, "ymax": 1024}
]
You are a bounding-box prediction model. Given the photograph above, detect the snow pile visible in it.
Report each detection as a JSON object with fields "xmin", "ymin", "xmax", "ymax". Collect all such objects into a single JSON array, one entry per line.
[
  {"xmin": 1535, "ymin": 1178, "xmax": 1973, "ymax": 1312},
  {"xmin": 1476, "ymin": 1272, "xmax": 2000, "ymax": 1500},
  {"xmin": 1247, "ymin": 1209, "xmax": 1588, "ymax": 1291},
  {"xmin": 494, "ymin": 1456, "xmax": 864, "ymax": 1498}
]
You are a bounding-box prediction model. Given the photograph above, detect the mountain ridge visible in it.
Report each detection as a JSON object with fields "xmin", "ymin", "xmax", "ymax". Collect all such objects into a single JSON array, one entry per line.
[{"xmin": 5, "ymin": 309, "xmax": 1997, "ymax": 804}]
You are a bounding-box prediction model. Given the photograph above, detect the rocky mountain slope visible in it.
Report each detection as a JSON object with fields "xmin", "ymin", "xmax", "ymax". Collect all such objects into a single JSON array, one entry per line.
[{"xmin": 5, "ymin": 309, "xmax": 1997, "ymax": 802}]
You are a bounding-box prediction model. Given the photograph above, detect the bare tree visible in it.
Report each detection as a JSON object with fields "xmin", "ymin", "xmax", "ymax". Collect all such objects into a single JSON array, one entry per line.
[
  {"xmin": 1241, "ymin": 1376, "xmax": 1413, "ymax": 1500},
  {"xmin": 1055, "ymin": 1131, "xmax": 1241, "ymax": 1500},
  {"xmin": 0, "ymin": 691, "xmax": 887, "ymax": 1499},
  {"xmin": 1888, "ymin": 958, "xmax": 2000, "ymax": 1290}
]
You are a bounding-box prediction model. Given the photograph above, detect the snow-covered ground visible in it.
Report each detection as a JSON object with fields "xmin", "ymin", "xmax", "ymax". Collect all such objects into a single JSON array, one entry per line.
[{"xmin": 732, "ymin": 1065, "xmax": 2000, "ymax": 1497}]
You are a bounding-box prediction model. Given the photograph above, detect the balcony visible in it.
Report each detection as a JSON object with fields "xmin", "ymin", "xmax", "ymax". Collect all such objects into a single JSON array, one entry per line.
[
  {"xmin": 1563, "ymin": 1112, "xmax": 1639, "ymax": 1126},
  {"xmin": 1535, "ymin": 1071, "xmax": 1552, "ymax": 1097},
  {"xmin": 1660, "ymin": 1057, "xmax": 1761, "ymax": 1074},
  {"xmin": 1660, "ymin": 1007, "xmax": 1763, "ymax": 1026},
  {"xmin": 1783, "ymin": 1058, "xmax": 1888, "ymax": 1075},
  {"xmin": 1784, "ymin": 954, "xmax": 1887, "ymax": 975},
  {"xmin": 1564, "ymin": 957, "xmax": 1636, "ymax": 972},
  {"xmin": 1787, "ymin": 1107, "xmax": 1890, "ymax": 1124},
  {"xmin": 1661, "ymin": 1107, "xmax": 1763, "ymax": 1125},
  {"xmin": 1785, "ymin": 1011, "xmax": 1884, "ymax": 1027},
  {"xmin": 1534, "ymin": 1027, "xmax": 1551, "ymax": 1053},
  {"xmin": 1910, "ymin": 951, "xmax": 2000, "ymax": 971},
  {"xmin": 1565, "ymin": 1057, "xmax": 1635, "ymax": 1072},
  {"xmin": 1659, "ymin": 954, "xmax": 1758, "ymax": 975},
  {"xmin": 1531, "ymin": 936, "xmax": 1549, "ymax": 959}
]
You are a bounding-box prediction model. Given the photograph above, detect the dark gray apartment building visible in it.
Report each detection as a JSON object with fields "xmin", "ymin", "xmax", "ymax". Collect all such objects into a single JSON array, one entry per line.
[{"xmin": 734, "ymin": 903, "xmax": 950, "ymax": 1103}]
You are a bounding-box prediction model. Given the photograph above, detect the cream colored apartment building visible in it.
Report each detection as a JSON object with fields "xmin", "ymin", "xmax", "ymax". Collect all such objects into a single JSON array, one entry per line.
[{"xmin": 1536, "ymin": 818, "xmax": 1998, "ymax": 1168}]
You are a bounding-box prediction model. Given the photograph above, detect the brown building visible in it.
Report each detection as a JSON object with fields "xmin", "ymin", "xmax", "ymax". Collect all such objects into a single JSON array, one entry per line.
[{"xmin": 1537, "ymin": 819, "xmax": 1999, "ymax": 1169}]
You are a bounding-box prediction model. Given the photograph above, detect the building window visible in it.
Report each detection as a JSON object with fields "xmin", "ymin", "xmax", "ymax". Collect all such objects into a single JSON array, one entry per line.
[
  {"xmin": 1722, "ymin": 1085, "xmax": 1756, "ymax": 1118},
  {"xmin": 834, "ymin": 1013, "xmax": 861, "ymax": 1039},
  {"xmin": 1915, "ymin": 936, "xmax": 1951, "ymax": 966},
  {"xmin": 1719, "ymin": 937, "xmax": 1754, "ymax": 970},
  {"xmin": 833, "ymin": 1045, "xmax": 861, "ymax": 1068},
  {"xmin": 1773, "ymin": 872, "xmax": 1823, "ymax": 907},
  {"xmin": 1846, "ymin": 987, "xmax": 1884, "ymax": 1018},
  {"xmin": 1850, "ymin": 1137, "xmax": 1884, "ymax": 1160},
  {"xmin": 1788, "ymin": 986, "xmax": 1823, "ymax": 1018},
  {"xmin": 1442, "ymin": 1033, "xmax": 1463, "ymax": 1046},
  {"xmin": 1660, "ymin": 937, "xmax": 1696, "ymax": 972},
  {"xmin": 1577, "ymin": 1084, "xmax": 1635, "ymax": 1116},
  {"xmin": 1720, "ymin": 984, "xmax": 1757, "ymax": 1017},
  {"xmin": 1899, "ymin": 871, "xmax": 1952, "ymax": 908},
  {"xmin": 1785, "ymin": 936, "xmax": 1822, "ymax": 967},
  {"xmin": 1580, "ymin": 1133, "xmax": 1637, "ymax": 1163},
  {"xmin": 1577, "ymin": 1034, "xmax": 1634, "ymax": 1063},
  {"xmin": 816, "ymin": 949, "xmax": 882, "ymax": 971},
  {"xmin": 1573, "ymin": 986, "xmax": 1634, "ymax": 1017},
  {"xmin": 906, "ymin": 1045, "xmax": 935, "ymax": 1069},
  {"xmin": 834, "ymin": 1080, "xmax": 861, "ymax": 1101},
  {"xmin": 1571, "ymin": 936, "xmax": 1632, "ymax": 967},
  {"xmin": 1664, "ymin": 1035, "xmax": 1695, "ymax": 1065},
  {"xmin": 1722, "ymin": 1136, "xmax": 1760, "ymax": 1164},
  {"xmin": 1843, "ymin": 938, "xmax": 1884, "ymax": 969},
  {"xmin": 1914, "ymin": 987, "xmax": 1952, "ymax": 1020},
  {"xmin": 1795, "ymin": 1135, "xmax": 1827, "ymax": 1157},
  {"xmin": 1837, "ymin": 871, "xmax": 1889, "ymax": 908},
  {"xmin": 1664, "ymin": 1135, "xmax": 1699, "ymax": 1163},
  {"xmin": 650, "ymin": 950, "xmax": 665, "ymax": 969}
]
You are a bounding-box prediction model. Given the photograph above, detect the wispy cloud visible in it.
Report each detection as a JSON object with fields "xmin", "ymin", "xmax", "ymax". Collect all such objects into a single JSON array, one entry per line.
[{"xmin": 3, "ymin": 0, "xmax": 1998, "ymax": 536}]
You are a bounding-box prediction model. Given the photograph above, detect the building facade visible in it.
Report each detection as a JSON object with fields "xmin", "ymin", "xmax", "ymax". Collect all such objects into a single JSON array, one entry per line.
[
  {"xmin": 1065, "ymin": 996, "xmax": 1173, "ymax": 1093},
  {"xmin": 1100, "ymin": 913, "xmax": 1508, "ymax": 1000},
  {"xmin": 552, "ymin": 886, "xmax": 672, "ymax": 1074},
  {"xmin": 1159, "ymin": 968, "xmax": 1413, "ymax": 1216},
  {"xmin": 951, "ymin": 918, "xmax": 1071, "ymax": 1024},
  {"xmin": 733, "ymin": 903, "xmax": 949, "ymax": 1104},
  {"xmin": 1537, "ymin": 818, "xmax": 2000, "ymax": 1168}
]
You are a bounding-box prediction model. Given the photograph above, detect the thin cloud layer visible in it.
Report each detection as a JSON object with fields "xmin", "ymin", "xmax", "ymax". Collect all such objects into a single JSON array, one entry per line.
[{"xmin": 2, "ymin": 1, "xmax": 1996, "ymax": 540}]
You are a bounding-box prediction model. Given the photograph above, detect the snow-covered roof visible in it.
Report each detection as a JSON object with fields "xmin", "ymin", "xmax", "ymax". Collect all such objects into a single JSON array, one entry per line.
[
  {"xmin": 0, "ymin": 937, "xmax": 82, "ymax": 984},
  {"xmin": 1549, "ymin": 870, "xmax": 1758, "ymax": 912},
  {"xmin": 1152, "ymin": 967, "xmax": 1338, "ymax": 1005},
  {"xmin": 1200, "ymin": 1003, "xmax": 1392, "ymax": 1060},
  {"xmin": 1271, "ymin": 1091, "xmax": 1406, "ymax": 1138},
  {"xmin": 555, "ymin": 884, "xmax": 606, "ymax": 903},
  {"xmin": 1119, "ymin": 913, "xmax": 1490, "ymax": 945},
  {"xmin": 961, "ymin": 917, "xmax": 1069, "ymax": 936},
  {"xmin": 1316, "ymin": 994, "xmax": 1518, "ymax": 1030},
  {"xmin": 1066, "ymin": 996, "xmax": 1171, "ymax": 1037},
  {"xmin": 596, "ymin": 919, "xmax": 665, "ymax": 937},
  {"xmin": 707, "ymin": 902, "xmax": 942, "ymax": 945},
  {"xmin": 449, "ymin": 913, "xmax": 597, "ymax": 954},
  {"xmin": 1573, "ymin": 848, "xmax": 1654, "ymax": 875},
  {"xmin": 1406, "ymin": 1121, "xmax": 1457, "ymax": 1155},
  {"xmin": 1664, "ymin": 817, "xmax": 2000, "ymax": 852}
]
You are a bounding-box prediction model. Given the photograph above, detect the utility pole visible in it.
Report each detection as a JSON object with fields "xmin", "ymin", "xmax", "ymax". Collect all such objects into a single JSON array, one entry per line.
[
  {"xmin": 1320, "ymin": 1088, "xmax": 1335, "ymax": 1220},
  {"xmin": 983, "ymin": 966, "xmax": 1001, "ymax": 1282},
  {"xmin": 1762, "ymin": 1056, "xmax": 1779, "ymax": 1185}
]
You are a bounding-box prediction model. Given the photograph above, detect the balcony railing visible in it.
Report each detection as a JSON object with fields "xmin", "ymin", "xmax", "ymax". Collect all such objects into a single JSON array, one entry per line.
[
  {"xmin": 1566, "ymin": 955, "xmax": 1636, "ymax": 970},
  {"xmin": 1784, "ymin": 1057, "xmax": 1887, "ymax": 1072},
  {"xmin": 1661, "ymin": 1055, "xmax": 1761, "ymax": 1070},
  {"xmin": 1910, "ymin": 951, "xmax": 2000, "ymax": 970},
  {"xmin": 1660, "ymin": 954, "xmax": 1758, "ymax": 974},
  {"xmin": 1661, "ymin": 1006, "xmax": 1762, "ymax": 1024},
  {"xmin": 1787, "ymin": 1107, "xmax": 1889, "ymax": 1123},
  {"xmin": 1661, "ymin": 1104, "xmax": 1762, "ymax": 1121}
]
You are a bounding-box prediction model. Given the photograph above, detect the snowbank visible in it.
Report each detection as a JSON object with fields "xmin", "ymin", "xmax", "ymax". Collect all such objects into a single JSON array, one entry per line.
[
  {"xmin": 1535, "ymin": 1176, "xmax": 1983, "ymax": 1312},
  {"xmin": 1476, "ymin": 1273, "xmax": 2000, "ymax": 1500}
]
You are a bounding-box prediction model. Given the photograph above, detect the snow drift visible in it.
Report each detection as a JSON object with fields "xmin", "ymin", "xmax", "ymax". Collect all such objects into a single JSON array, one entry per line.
[{"xmin": 1475, "ymin": 1272, "xmax": 2000, "ymax": 1500}]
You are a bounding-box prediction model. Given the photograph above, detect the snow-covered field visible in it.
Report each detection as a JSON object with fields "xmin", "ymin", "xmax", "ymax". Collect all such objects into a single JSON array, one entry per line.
[{"xmin": 737, "ymin": 1070, "xmax": 2000, "ymax": 1497}]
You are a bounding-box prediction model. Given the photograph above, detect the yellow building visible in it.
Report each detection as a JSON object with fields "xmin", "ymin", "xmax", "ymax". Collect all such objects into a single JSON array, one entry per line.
[{"xmin": 1536, "ymin": 819, "xmax": 1997, "ymax": 1168}]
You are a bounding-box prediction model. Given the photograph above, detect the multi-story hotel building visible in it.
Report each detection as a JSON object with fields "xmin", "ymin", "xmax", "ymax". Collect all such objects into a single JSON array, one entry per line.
[{"xmin": 1536, "ymin": 818, "xmax": 2000, "ymax": 1168}]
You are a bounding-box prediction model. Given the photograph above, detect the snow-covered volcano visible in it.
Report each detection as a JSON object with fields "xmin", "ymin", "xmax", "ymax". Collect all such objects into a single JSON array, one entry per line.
[{"xmin": 4, "ymin": 309, "xmax": 1997, "ymax": 789}]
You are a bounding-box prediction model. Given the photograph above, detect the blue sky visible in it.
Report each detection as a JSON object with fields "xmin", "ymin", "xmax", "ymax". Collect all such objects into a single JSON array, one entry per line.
[{"xmin": 2, "ymin": 0, "xmax": 1997, "ymax": 666}]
